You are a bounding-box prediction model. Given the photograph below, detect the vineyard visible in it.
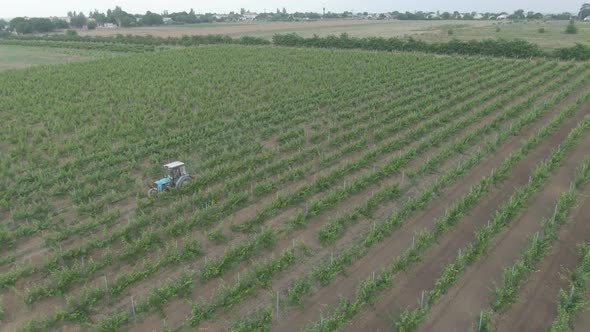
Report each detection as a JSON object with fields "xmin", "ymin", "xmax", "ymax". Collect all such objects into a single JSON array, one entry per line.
[{"xmin": 1, "ymin": 44, "xmax": 590, "ymax": 331}]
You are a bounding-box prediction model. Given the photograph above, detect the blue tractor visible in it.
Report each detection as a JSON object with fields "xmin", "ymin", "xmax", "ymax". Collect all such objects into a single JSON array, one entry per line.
[{"xmin": 148, "ymin": 161, "xmax": 193, "ymax": 196}]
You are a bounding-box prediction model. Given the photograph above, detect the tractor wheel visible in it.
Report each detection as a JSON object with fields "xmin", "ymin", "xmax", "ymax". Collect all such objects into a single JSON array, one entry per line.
[
  {"xmin": 177, "ymin": 177, "xmax": 193, "ymax": 190},
  {"xmin": 147, "ymin": 188, "xmax": 158, "ymax": 197}
]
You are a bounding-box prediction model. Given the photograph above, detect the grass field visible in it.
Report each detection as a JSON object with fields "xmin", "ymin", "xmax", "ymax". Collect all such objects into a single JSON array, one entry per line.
[
  {"xmin": 76, "ymin": 19, "xmax": 590, "ymax": 50},
  {"xmin": 0, "ymin": 45, "xmax": 118, "ymax": 70},
  {"xmin": 1, "ymin": 43, "xmax": 590, "ymax": 332}
]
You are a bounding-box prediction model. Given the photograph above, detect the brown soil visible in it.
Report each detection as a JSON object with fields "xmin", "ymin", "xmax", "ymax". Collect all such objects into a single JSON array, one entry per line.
[
  {"xmin": 170, "ymin": 63, "xmax": 555, "ymax": 331},
  {"xmin": 493, "ymin": 187, "xmax": 590, "ymax": 331},
  {"xmin": 78, "ymin": 20, "xmax": 399, "ymax": 38},
  {"xmin": 418, "ymin": 129, "xmax": 590, "ymax": 332},
  {"xmin": 274, "ymin": 70, "xmax": 590, "ymax": 331},
  {"xmin": 348, "ymin": 95, "xmax": 590, "ymax": 331}
]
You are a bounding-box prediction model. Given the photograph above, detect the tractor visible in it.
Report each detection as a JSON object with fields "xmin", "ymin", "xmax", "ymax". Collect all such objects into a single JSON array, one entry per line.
[{"xmin": 148, "ymin": 161, "xmax": 193, "ymax": 196}]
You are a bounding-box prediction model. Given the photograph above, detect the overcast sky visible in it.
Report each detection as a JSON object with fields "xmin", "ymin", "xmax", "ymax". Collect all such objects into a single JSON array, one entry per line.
[{"xmin": 3, "ymin": 0, "xmax": 583, "ymax": 18}]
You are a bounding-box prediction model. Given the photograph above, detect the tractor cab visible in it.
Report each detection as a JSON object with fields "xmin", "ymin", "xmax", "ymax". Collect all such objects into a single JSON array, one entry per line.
[
  {"xmin": 164, "ymin": 161, "xmax": 188, "ymax": 183},
  {"xmin": 148, "ymin": 161, "xmax": 193, "ymax": 196}
]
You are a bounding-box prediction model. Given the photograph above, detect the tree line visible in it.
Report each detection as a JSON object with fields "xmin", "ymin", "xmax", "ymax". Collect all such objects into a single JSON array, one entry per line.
[
  {"xmin": 271, "ymin": 33, "xmax": 590, "ymax": 61},
  {"xmin": 2, "ymin": 3, "xmax": 590, "ymax": 35},
  {"xmin": 2, "ymin": 31, "xmax": 589, "ymax": 61}
]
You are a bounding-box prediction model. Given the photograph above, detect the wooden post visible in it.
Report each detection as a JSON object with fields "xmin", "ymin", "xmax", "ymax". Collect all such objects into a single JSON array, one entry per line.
[
  {"xmin": 478, "ymin": 310, "xmax": 483, "ymax": 331},
  {"xmin": 421, "ymin": 290, "xmax": 425, "ymax": 307},
  {"xmin": 276, "ymin": 291, "xmax": 280, "ymax": 321}
]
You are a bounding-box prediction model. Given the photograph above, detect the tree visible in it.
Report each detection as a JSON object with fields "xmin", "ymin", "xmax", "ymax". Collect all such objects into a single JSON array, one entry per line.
[
  {"xmin": 241, "ymin": 8, "xmax": 246, "ymax": 15},
  {"xmin": 141, "ymin": 11, "xmax": 164, "ymax": 26},
  {"xmin": 52, "ymin": 18, "xmax": 69, "ymax": 29},
  {"xmin": 282, "ymin": 7, "xmax": 287, "ymax": 15},
  {"xmin": 579, "ymin": 3, "xmax": 590, "ymax": 19},
  {"xmin": 527, "ymin": 12, "xmax": 544, "ymax": 19},
  {"xmin": 29, "ymin": 18, "xmax": 54, "ymax": 33},
  {"xmin": 89, "ymin": 10, "xmax": 107, "ymax": 25},
  {"xmin": 441, "ymin": 12, "xmax": 451, "ymax": 19},
  {"xmin": 70, "ymin": 12, "xmax": 87, "ymax": 28},
  {"xmin": 462, "ymin": 13, "xmax": 474, "ymax": 20},
  {"xmin": 553, "ymin": 12, "xmax": 573, "ymax": 20},
  {"xmin": 9, "ymin": 17, "xmax": 32, "ymax": 34},
  {"xmin": 566, "ymin": 19, "xmax": 578, "ymax": 34},
  {"xmin": 510, "ymin": 9, "xmax": 525, "ymax": 19},
  {"xmin": 0, "ymin": 19, "xmax": 7, "ymax": 30},
  {"xmin": 87, "ymin": 21, "xmax": 97, "ymax": 29},
  {"xmin": 119, "ymin": 15, "xmax": 136, "ymax": 27}
]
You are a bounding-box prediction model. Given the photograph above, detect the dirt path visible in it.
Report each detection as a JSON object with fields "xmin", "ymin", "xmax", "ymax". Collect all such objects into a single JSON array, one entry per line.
[
  {"xmin": 271, "ymin": 72, "xmax": 590, "ymax": 332},
  {"xmin": 417, "ymin": 129, "xmax": 590, "ymax": 332},
  {"xmin": 339, "ymin": 89, "xmax": 590, "ymax": 332},
  {"xmin": 493, "ymin": 188, "xmax": 590, "ymax": 331}
]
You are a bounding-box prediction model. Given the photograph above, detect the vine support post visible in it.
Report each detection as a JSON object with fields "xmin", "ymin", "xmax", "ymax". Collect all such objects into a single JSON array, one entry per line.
[
  {"xmin": 276, "ymin": 290, "xmax": 280, "ymax": 321},
  {"xmin": 420, "ymin": 290, "xmax": 425, "ymax": 307},
  {"xmin": 478, "ymin": 310, "xmax": 483, "ymax": 331}
]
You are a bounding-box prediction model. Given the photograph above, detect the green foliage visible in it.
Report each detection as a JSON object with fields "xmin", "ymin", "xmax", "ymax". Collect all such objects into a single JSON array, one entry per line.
[
  {"xmin": 395, "ymin": 111, "xmax": 590, "ymax": 331},
  {"xmin": 207, "ymin": 223, "xmax": 230, "ymax": 244},
  {"xmin": 2, "ymin": 44, "xmax": 588, "ymax": 332},
  {"xmin": 565, "ymin": 21, "xmax": 578, "ymax": 34},
  {"xmin": 554, "ymin": 43, "xmax": 590, "ymax": 61},
  {"xmin": 229, "ymin": 307, "xmax": 272, "ymax": 332},
  {"xmin": 549, "ymin": 243, "xmax": 590, "ymax": 331},
  {"xmin": 304, "ymin": 69, "xmax": 590, "ymax": 332},
  {"xmin": 272, "ymin": 33, "xmax": 544, "ymax": 59}
]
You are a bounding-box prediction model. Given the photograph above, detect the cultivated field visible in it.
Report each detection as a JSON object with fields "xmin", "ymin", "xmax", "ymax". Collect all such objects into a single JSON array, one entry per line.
[
  {"xmin": 1, "ymin": 44, "xmax": 590, "ymax": 332},
  {"xmin": 76, "ymin": 19, "xmax": 590, "ymax": 50}
]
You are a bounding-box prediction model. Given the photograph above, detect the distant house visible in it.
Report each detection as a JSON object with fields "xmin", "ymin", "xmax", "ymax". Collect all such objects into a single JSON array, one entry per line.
[
  {"xmin": 427, "ymin": 13, "xmax": 439, "ymax": 19},
  {"xmin": 163, "ymin": 17, "xmax": 173, "ymax": 24},
  {"xmin": 103, "ymin": 23, "xmax": 117, "ymax": 28},
  {"xmin": 584, "ymin": 16, "xmax": 590, "ymax": 21},
  {"xmin": 496, "ymin": 14, "xmax": 509, "ymax": 20},
  {"xmin": 242, "ymin": 13, "xmax": 257, "ymax": 20},
  {"xmin": 473, "ymin": 13, "xmax": 484, "ymax": 20}
]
